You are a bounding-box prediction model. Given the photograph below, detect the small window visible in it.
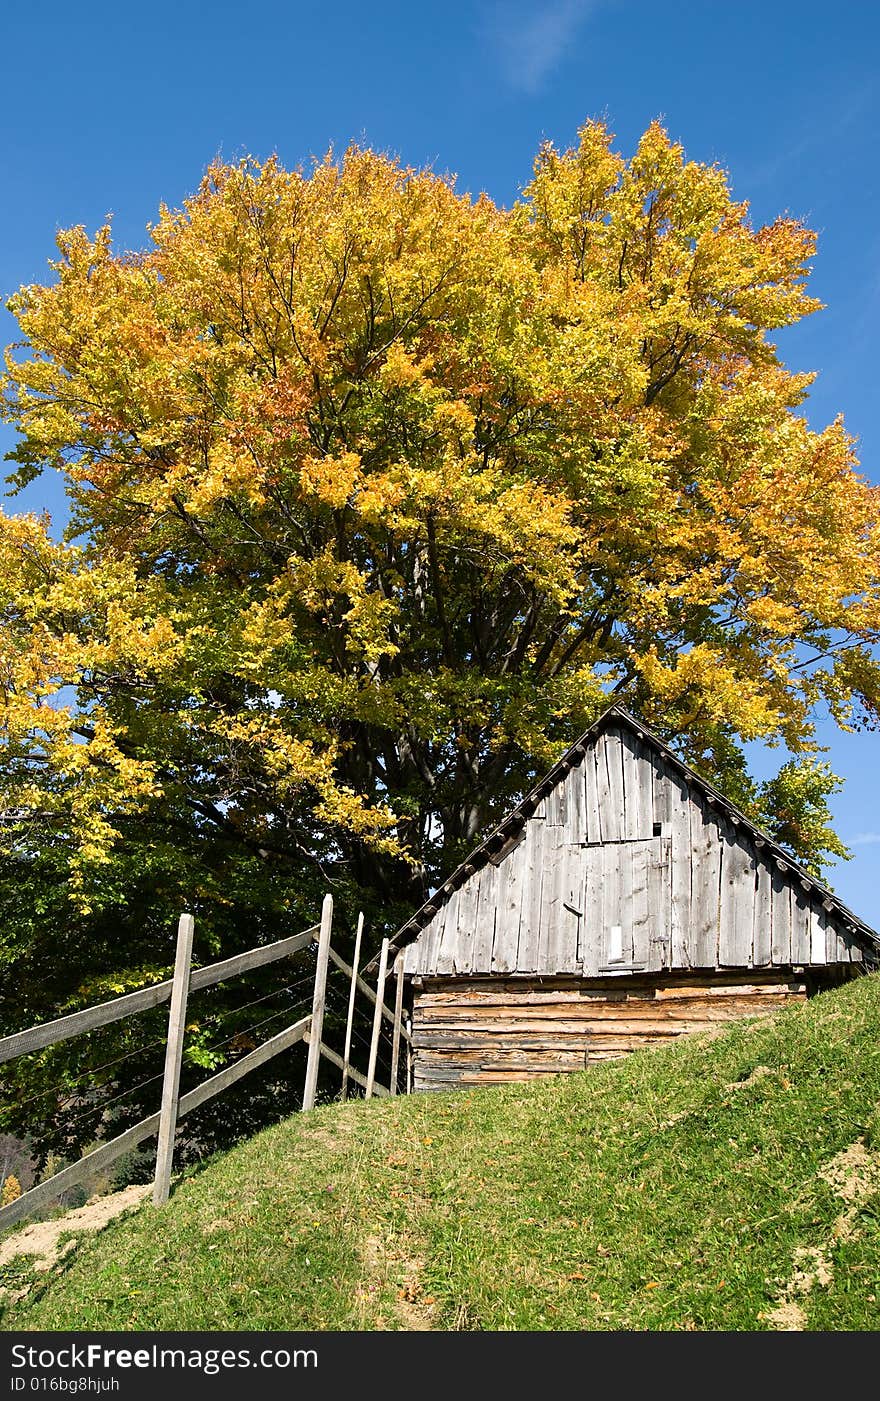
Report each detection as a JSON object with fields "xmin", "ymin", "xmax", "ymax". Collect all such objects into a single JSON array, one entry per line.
[
  {"xmin": 607, "ymin": 924, "xmax": 624, "ymax": 963},
  {"xmin": 652, "ymin": 822, "xmax": 662, "ymax": 837}
]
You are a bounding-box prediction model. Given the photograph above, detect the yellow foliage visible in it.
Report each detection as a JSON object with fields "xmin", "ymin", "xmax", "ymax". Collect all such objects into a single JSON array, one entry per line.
[
  {"xmin": 0, "ymin": 120, "xmax": 877, "ymax": 892},
  {"xmin": 1, "ymin": 1175, "xmax": 22, "ymax": 1206}
]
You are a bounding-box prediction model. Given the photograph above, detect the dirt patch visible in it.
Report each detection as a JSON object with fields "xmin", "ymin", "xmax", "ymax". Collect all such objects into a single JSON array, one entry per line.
[
  {"xmin": 0, "ymin": 1185, "xmax": 149, "ymax": 1280},
  {"xmin": 760, "ymin": 1244, "xmax": 834, "ymax": 1332},
  {"xmin": 819, "ymin": 1140, "xmax": 880, "ymax": 1205},
  {"xmin": 763, "ymin": 1299, "xmax": 808, "ymax": 1330},
  {"xmin": 762, "ymin": 1138, "xmax": 880, "ymax": 1331},
  {"xmin": 358, "ymin": 1233, "xmax": 437, "ymax": 1331}
]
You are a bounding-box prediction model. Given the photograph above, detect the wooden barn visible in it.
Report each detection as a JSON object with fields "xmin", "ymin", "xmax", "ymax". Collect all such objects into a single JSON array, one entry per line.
[{"xmin": 383, "ymin": 706, "xmax": 879, "ymax": 1092}]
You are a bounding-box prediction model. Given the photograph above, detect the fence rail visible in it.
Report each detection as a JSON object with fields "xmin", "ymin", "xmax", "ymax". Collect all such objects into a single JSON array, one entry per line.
[
  {"xmin": 0, "ymin": 899, "xmax": 412, "ymax": 1233},
  {"xmin": 0, "ymin": 925, "xmax": 319, "ymax": 1066}
]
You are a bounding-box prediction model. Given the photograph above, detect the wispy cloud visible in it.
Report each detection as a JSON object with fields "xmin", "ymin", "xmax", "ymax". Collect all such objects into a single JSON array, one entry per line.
[
  {"xmin": 739, "ymin": 81, "xmax": 877, "ymax": 194},
  {"xmin": 483, "ymin": 0, "xmax": 600, "ymax": 95},
  {"xmin": 851, "ymin": 832, "xmax": 880, "ymax": 846}
]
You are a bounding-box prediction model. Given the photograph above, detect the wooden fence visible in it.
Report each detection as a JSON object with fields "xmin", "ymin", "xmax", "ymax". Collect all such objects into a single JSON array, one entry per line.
[{"xmin": 0, "ymin": 898, "xmax": 411, "ymax": 1233}]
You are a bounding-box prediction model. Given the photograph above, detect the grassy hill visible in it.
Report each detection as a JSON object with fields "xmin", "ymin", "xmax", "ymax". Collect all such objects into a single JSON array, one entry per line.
[{"xmin": 4, "ymin": 972, "xmax": 880, "ymax": 1331}]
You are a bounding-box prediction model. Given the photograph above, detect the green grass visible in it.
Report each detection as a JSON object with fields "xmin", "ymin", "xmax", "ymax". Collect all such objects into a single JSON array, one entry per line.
[{"xmin": 5, "ymin": 972, "xmax": 880, "ymax": 1331}]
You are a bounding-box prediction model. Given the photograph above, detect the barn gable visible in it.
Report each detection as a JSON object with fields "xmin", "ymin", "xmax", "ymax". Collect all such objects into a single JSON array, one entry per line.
[{"xmin": 398, "ymin": 708, "xmax": 878, "ymax": 979}]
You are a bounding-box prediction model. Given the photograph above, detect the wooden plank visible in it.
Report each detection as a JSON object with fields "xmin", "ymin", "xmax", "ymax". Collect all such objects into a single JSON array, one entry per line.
[
  {"xmin": 434, "ymin": 887, "xmax": 461, "ymax": 976},
  {"xmin": 647, "ymin": 836, "xmax": 672, "ymax": 971},
  {"xmin": 771, "ymin": 868, "xmax": 792, "ymax": 965},
  {"xmin": 558, "ymin": 844, "xmax": 585, "ymax": 973},
  {"xmin": 621, "ymin": 732, "xmax": 648, "ymax": 840},
  {"xmin": 412, "ymin": 1005, "xmax": 809, "ymax": 1045},
  {"xmin": 718, "ymin": 831, "xmax": 757, "ymax": 968},
  {"xmin": 545, "ymin": 772, "xmax": 567, "ymax": 828},
  {"xmin": 452, "ymin": 865, "xmax": 480, "ymax": 975},
  {"xmin": 493, "ymin": 831, "xmax": 526, "ymax": 974},
  {"xmin": 389, "ymin": 957, "xmax": 405, "ymax": 1094},
  {"xmin": 594, "ymin": 734, "xmax": 615, "ymax": 840},
  {"xmin": 413, "ymin": 994, "xmax": 805, "ymax": 1030},
  {"xmin": 419, "ymin": 902, "xmax": 447, "ymax": 975},
  {"xmin": 564, "ymin": 759, "xmax": 585, "ymax": 843},
  {"xmin": 640, "ymin": 741, "xmax": 656, "ymax": 836},
  {"xmin": 718, "ymin": 825, "xmax": 738, "ymax": 966},
  {"xmin": 414, "ymin": 972, "xmax": 799, "ymax": 1002},
  {"xmin": 407, "ymin": 895, "xmax": 447, "ymax": 976},
  {"xmin": 600, "ymin": 841, "xmax": 629, "ymax": 965},
  {"xmin": 518, "ymin": 818, "xmax": 546, "ymax": 969},
  {"xmin": 652, "ymin": 760, "xmax": 674, "ymax": 830},
  {"xmin": 180, "ymin": 1016, "xmax": 311, "ymax": 1118},
  {"xmin": 486, "ymin": 851, "xmax": 510, "ymax": 974},
  {"xmin": 365, "ymin": 937, "xmax": 390, "ymax": 1100},
  {"xmin": 579, "ymin": 845, "xmax": 603, "ymax": 975},
  {"xmin": 602, "ymin": 729, "xmax": 626, "ymax": 843},
  {"xmin": 753, "ymin": 861, "xmax": 773, "ymax": 967},
  {"xmin": 691, "ymin": 799, "xmax": 722, "ymax": 967},
  {"xmin": 418, "ymin": 1047, "xmax": 589, "ymax": 1072},
  {"xmin": 668, "ymin": 772, "xmax": 691, "ymax": 969},
  {"xmin": 827, "ymin": 913, "xmax": 846, "ymax": 964},
  {"xmin": 402, "ymin": 938, "xmax": 419, "ymax": 977},
  {"xmin": 415, "ymin": 984, "xmax": 806, "ymax": 1013},
  {"xmin": 153, "ymin": 912, "xmax": 195, "ymax": 1206},
  {"xmin": 189, "ymin": 926, "xmax": 317, "ymax": 993},
  {"xmin": 302, "ymin": 893, "xmax": 333, "ymax": 1111},
  {"xmin": 0, "ymin": 1111, "xmax": 161, "ymax": 1234},
  {"xmin": 472, "ymin": 865, "xmax": 499, "ymax": 972},
  {"xmin": 535, "ymin": 828, "xmax": 559, "ymax": 976},
  {"xmin": 0, "ymin": 923, "xmax": 318, "ymax": 1067},
  {"xmin": 415, "ymin": 998, "xmax": 809, "ymax": 1032},
  {"xmin": 541, "ymin": 838, "xmax": 582, "ymax": 975},
  {"xmin": 632, "ymin": 843, "xmax": 652, "ymax": 967},
  {"xmin": 791, "ymin": 888, "xmax": 812, "ymax": 964},
  {"xmin": 0, "ymin": 981, "xmax": 175, "ymax": 1067},
  {"xmin": 584, "ymin": 741, "xmax": 602, "ymax": 843},
  {"xmin": 340, "ymin": 911, "xmax": 365, "ymax": 1102}
]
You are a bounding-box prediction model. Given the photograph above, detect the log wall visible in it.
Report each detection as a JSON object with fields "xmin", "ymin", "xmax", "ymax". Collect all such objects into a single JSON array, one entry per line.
[{"xmin": 410, "ymin": 972, "xmax": 822, "ymax": 1090}]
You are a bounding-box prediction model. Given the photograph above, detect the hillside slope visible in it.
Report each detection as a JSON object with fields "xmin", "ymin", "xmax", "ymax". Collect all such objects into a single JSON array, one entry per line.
[{"xmin": 4, "ymin": 973, "xmax": 880, "ymax": 1331}]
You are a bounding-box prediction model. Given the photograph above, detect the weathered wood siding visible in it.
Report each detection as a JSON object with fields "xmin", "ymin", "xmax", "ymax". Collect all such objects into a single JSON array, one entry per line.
[
  {"xmin": 403, "ymin": 721, "xmax": 864, "ymax": 977},
  {"xmin": 411, "ymin": 973, "xmax": 811, "ymax": 1090}
]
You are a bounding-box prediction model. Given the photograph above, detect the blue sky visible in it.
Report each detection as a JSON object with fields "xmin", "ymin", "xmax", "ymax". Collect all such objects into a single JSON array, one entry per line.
[{"xmin": 2, "ymin": 0, "xmax": 878, "ymax": 920}]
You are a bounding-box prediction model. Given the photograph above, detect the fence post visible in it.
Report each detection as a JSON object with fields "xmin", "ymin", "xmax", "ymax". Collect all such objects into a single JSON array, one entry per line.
[
  {"xmin": 389, "ymin": 953, "xmax": 405, "ymax": 1095},
  {"xmin": 340, "ymin": 911, "xmax": 364, "ymax": 1102},
  {"xmin": 405, "ymin": 1013, "xmax": 413, "ymax": 1094},
  {"xmin": 302, "ymin": 893, "xmax": 333, "ymax": 1112},
  {"xmin": 365, "ymin": 937, "xmax": 389, "ymax": 1100},
  {"xmin": 153, "ymin": 912, "xmax": 195, "ymax": 1206}
]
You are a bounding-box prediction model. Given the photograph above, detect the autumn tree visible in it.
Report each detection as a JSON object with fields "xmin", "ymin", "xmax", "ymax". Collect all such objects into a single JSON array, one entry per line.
[{"xmin": 2, "ymin": 119, "xmax": 878, "ymax": 1008}]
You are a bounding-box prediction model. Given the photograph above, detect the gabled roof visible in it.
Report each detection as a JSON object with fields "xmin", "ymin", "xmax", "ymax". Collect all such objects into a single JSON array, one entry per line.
[{"xmin": 375, "ymin": 703, "xmax": 880, "ymax": 971}]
